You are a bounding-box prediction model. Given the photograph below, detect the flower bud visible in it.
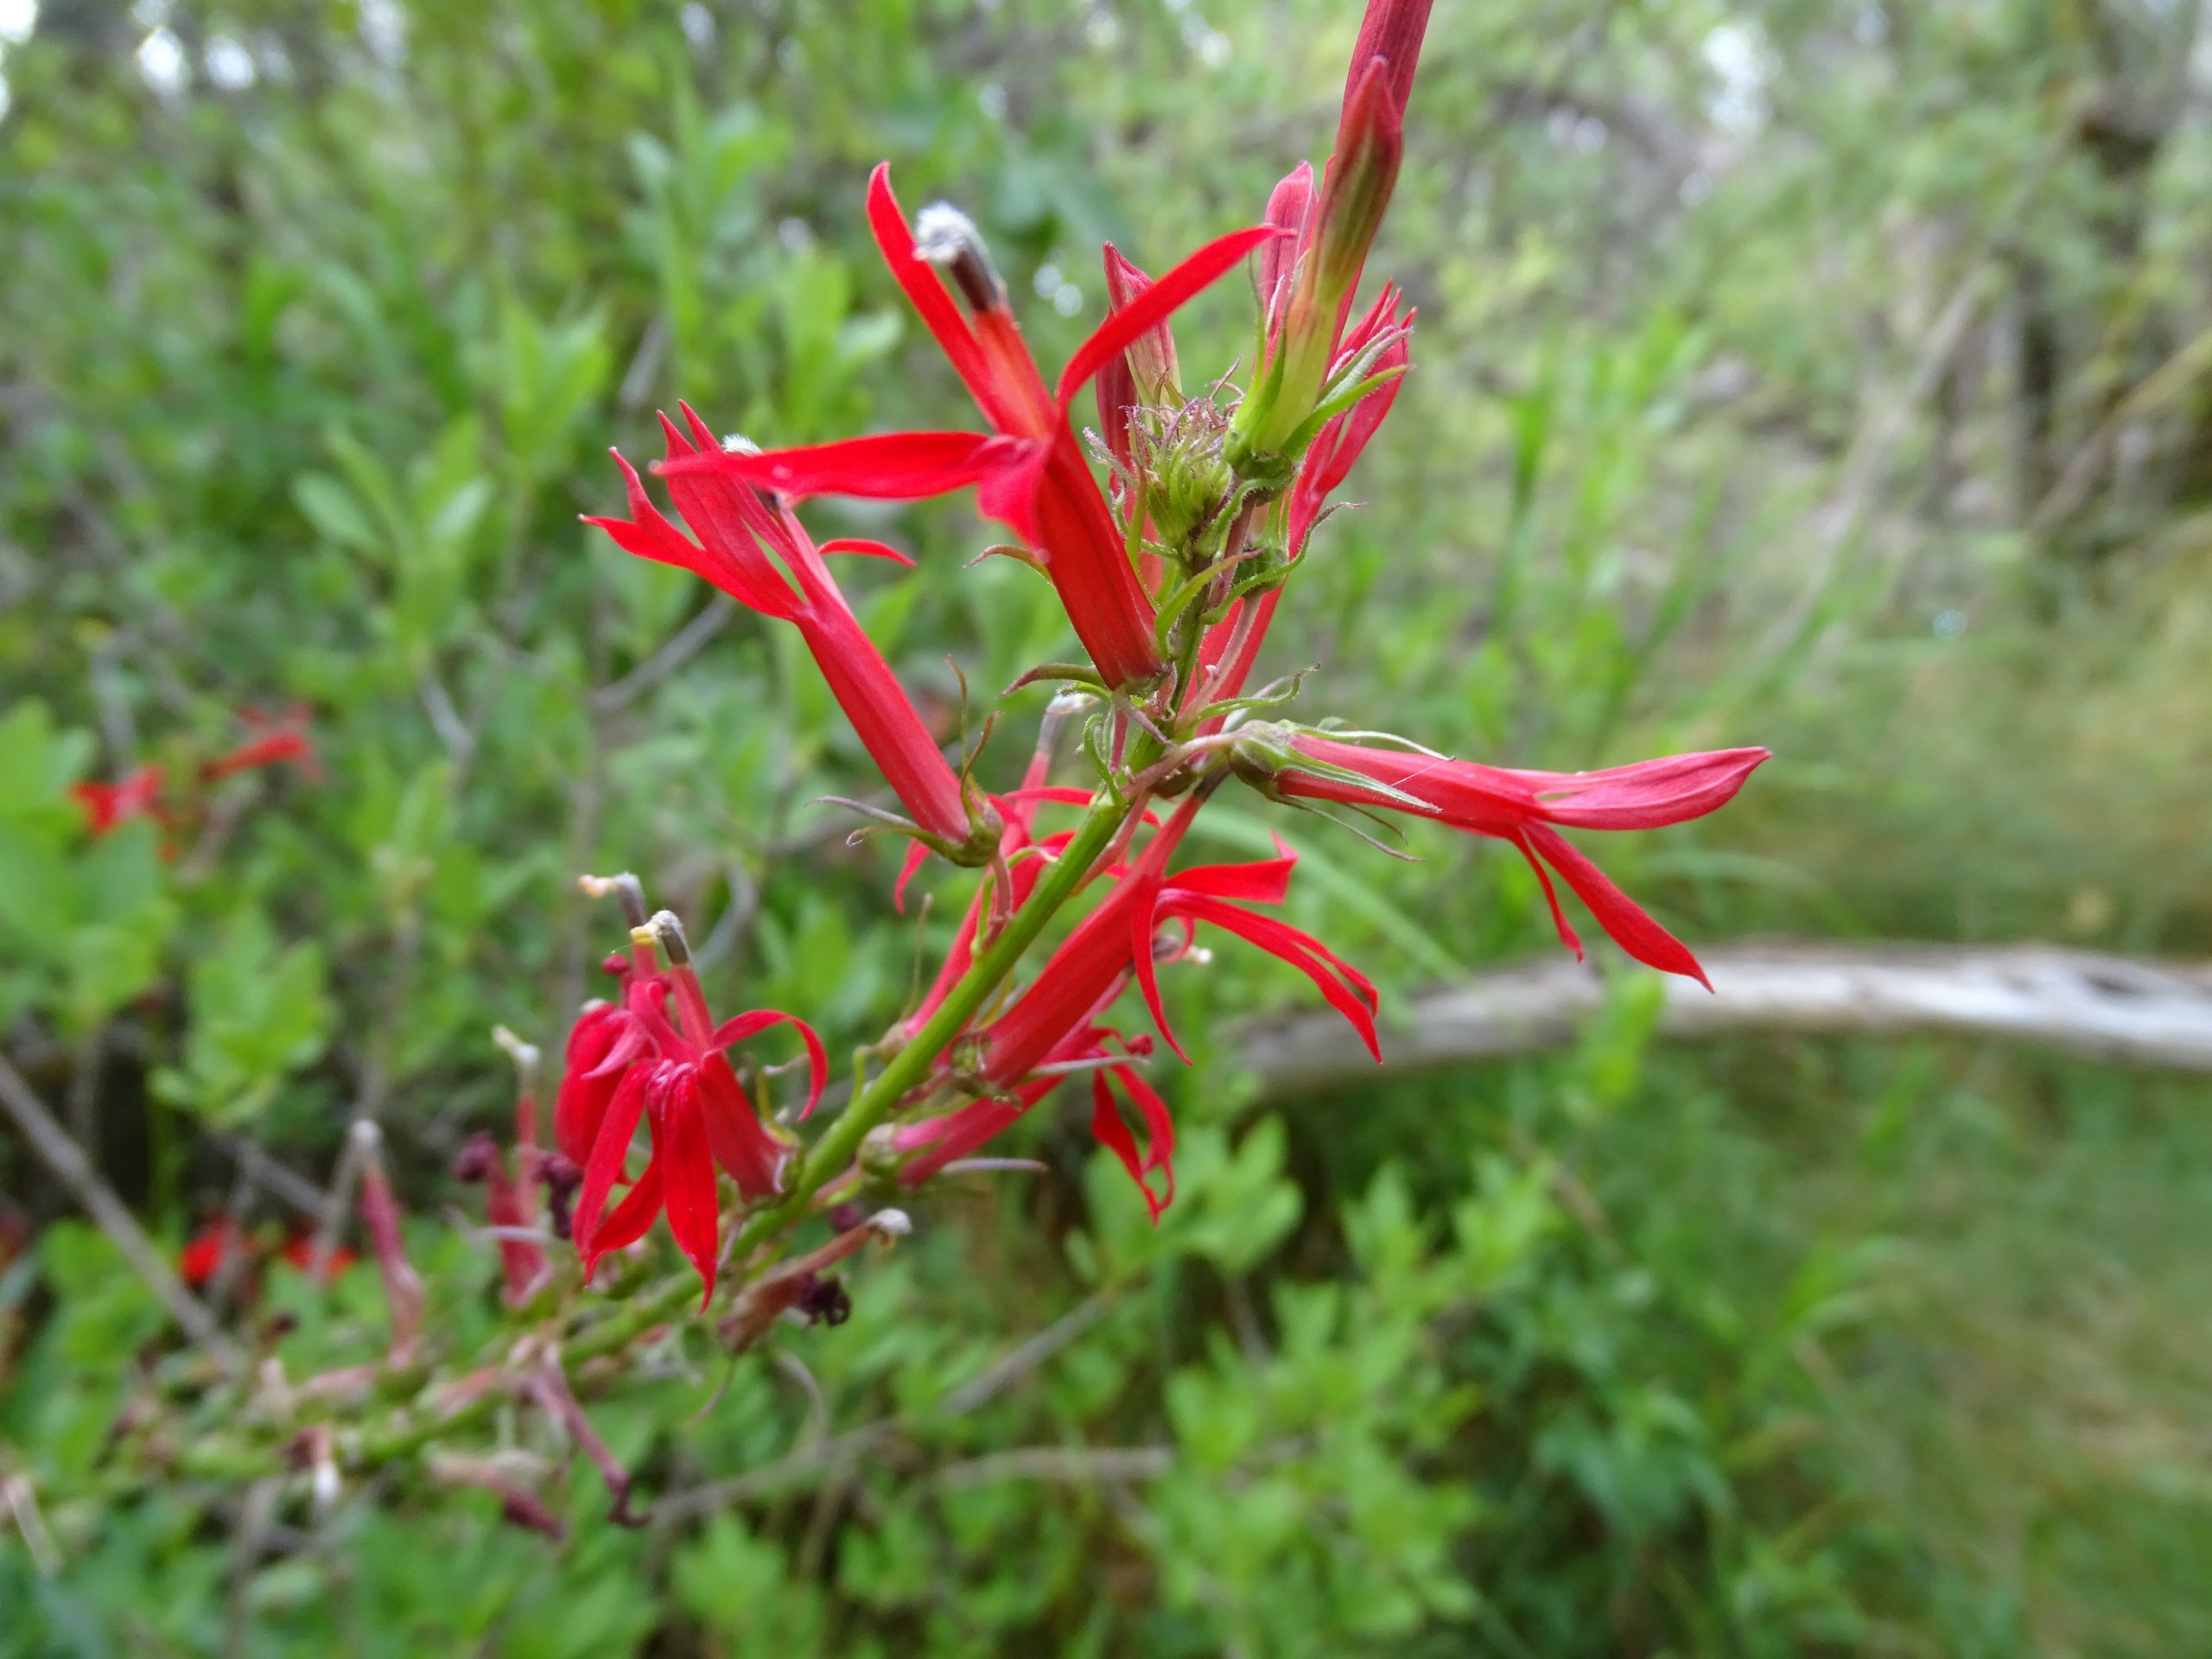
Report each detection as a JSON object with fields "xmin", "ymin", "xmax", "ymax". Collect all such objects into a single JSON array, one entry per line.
[
  {"xmin": 1312, "ymin": 57, "xmax": 1404, "ymax": 310},
  {"xmin": 1101, "ymin": 245, "xmax": 1180, "ymax": 404},
  {"xmin": 1345, "ymin": 0, "xmax": 1434, "ymax": 118},
  {"xmin": 1257, "ymin": 162, "xmax": 1315, "ymax": 338}
]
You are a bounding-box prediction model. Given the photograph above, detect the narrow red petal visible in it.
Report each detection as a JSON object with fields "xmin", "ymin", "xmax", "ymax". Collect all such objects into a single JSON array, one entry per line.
[
  {"xmin": 1522, "ymin": 823, "xmax": 1709, "ymax": 986},
  {"xmin": 587, "ymin": 1152, "xmax": 663, "ymax": 1259},
  {"xmin": 1124, "ymin": 873, "xmax": 1188, "ymax": 1064},
  {"xmin": 657, "ymin": 1077, "xmax": 721, "ymax": 1305},
  {"xmin": 1090, "ymin": 1074, "xmax": 1165, "ymax": 1223},
  {"xmin": 819, "ymin": 536, "xmax": 918, "ymax": 569},
  {"xmin": 866, "ymin": 162, "xmax": 997, "ymax": 406},
  {"xmin": 1163, "ymin": 846, "xmax": 1299, "ymax": 907},
  {"xmin": 1174, "ymin": 898, "xmax": 1382, "ymax": 1060},
  {"xmin": 706, "ymin": 1009, "xmax": 830, "ymax": 1119},
  {"xmin": 1056, "ymin": 225, "xmax": 1282, "ymax": 412},
  {"xmin": 575, "ymin": 1065, "xmax": 653, "ymax": 1277},
  {"xmin": 667, "ymin": 430, "xmax": 1013, "ymax": 504},
  {"xmin": 893, "ymin": 840, "xmax": 931, "ymax": 913}
]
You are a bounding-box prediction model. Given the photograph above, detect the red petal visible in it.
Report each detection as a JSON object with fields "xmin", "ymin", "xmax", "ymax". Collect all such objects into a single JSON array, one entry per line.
[
  {"xmin": 667, "ymin": 430, "xmax": 1014, "ymax": 504},
  {"xmin": 1056, "ymin": 225, "xmax": 1283, "ymax": 412},
  {"xmin": 588, "ymin": 1154, "xmax": 664, "ymax": 1260},
  {"xmin": 1511, "ymin": 829, "xmax": 1585, "ymax": 963},
  {"xmin": 867, "ymin": 162, "xmax": 997, "ymax": 407},
  {"xmin": 575, "ymin": 1065, "xmax": 654, "ymax": 1278},
  {"xmin": 893, "ymin": 840, "xmax": 931, "ymax": 913},
  {"xmin": 555, "ymin": 1005, "xmax": 646, "ymax": 1167},
  {"xmin": 1163, "ymin": 845, "xmax": 1298, "ymax": 906},
  {"xmin": 1174, "ymin": 898, "xmax": 1382, "ymax": 1060},
  {"xmin": 706, "ymin": 1008, "xmax": 830, "ymax": 1119},
  {"xmin": 1122, "ymin": 873, "xmax": 1188, "ymax": 1064},
  {"xmin": 1514, "ymin": 748, "xmax": 1770, "ymax": 831},
  {"xmin": 819, "ymin": 536, "xmax": 918, "ymax": 569},
  {"xmin": 1112, "ymin": 1061, "xmax": 1177, "ymax": 1211},
  {"xmin": 1522, "ymin": 823, "xmax": 1709, "ymax": 986},
  {"xmin": 655, "ymin": 1076, "xmax": 721, "ymax": 1305},
  {"xmin": 1090, "ymin": 1074, "xmax": 1165, "ymax": 1223}
]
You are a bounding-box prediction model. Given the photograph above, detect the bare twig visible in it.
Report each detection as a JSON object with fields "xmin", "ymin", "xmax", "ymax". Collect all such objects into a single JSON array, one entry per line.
[
  {"xmin": 656, "ymin": 1291, "xmax": 1118, "ymax": 1526},
  {"xmin": 218, "ymin": 1135, "xmax": 337, "ymax": 1226},
  {"xmin": 1237, "ymin": 942, "xmax": 2212, "ymax": 1098},
  {"xmin": 932, "ymin": 1444, "xmax": 1173, "ymax": 1490},
  {"xmin": 590, "ymin": 594, "xmax": 740, "ymax": 714},
  {"xmin": 939, "ymin": 1292, "xmax": 1113, "ymax": 1416},
  {"xmin": 0, "ymin": 1051, "xmax": 239, "ymax": 1364}
]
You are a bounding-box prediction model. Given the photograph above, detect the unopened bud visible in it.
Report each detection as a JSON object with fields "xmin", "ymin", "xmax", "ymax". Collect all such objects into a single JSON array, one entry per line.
[
  {"xmin": 913, "ymin": 202, "xmax": 1007, "ymax": 315},
  {"xmin": 1258, "ymin": 162, "xmax": 1315, "ymax": 332},
  {"xmin": 1102, "ymin": 245, "xmax": 1180, "ymax": 404},
  {"xmin": 1313, "ymin": 57, "xmax": 1404, "ymax": 306}
]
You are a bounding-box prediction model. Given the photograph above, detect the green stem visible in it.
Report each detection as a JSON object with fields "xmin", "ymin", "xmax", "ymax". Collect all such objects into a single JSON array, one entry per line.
[{"xmin": 717, "ymin": 791, "xmax": 1131, "ymax": 1259}]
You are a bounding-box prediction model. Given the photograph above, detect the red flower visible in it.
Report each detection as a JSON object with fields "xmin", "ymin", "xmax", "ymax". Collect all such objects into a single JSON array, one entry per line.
[
  {"xmin": 201, "ymin": 705, "xmax": 320, "ymax": 784},
  {"xmin": 560, "ymin": 921, "xmax": 825, "ymax": 1303},
  {"xmin": 664, "ymin": 166, "xmax": 1278, "ymax": 689},
  {"xmin": 979, "ymin": 797, "xmax": 1380, "ymax": 1091},
  {"xmin": 276, "ymin": 1231, "xmax": 359, "ymax": 1283},
  {"xmin": 893, "ymin": 1021, "xmax": 1175, "ymax": 1217},
  {"xmin": 73, "ymin": 765, "xmax": 165, "ymax": 836},
  {"xmin": 76, "ymin": 708, "xmax": 317, "ymax": 839},
  {"xmin": 1275, "ymin": 738, "xmax": 1770, "ymax": 984},
  {"xmin": 181, "ymin": 1217, "xmax": 357, "ymax": 1293},
  {"xmin": 587, "ymin": 405, "xmax": 990, "ymax": 857}
]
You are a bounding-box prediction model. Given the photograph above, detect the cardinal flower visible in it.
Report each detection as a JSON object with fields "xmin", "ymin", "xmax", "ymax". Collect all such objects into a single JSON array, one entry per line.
[
  {"xmin": 893, "ymin": 1021, "xmax": 1175, "ymax": 1217},
  {"xmin": 587, "ymin": 404, "xmax": 995, "ymax": 862},
  {"xmin": 557, "ymin": 913, "xmax": 826, "ymax": 1302},
  {"xmin": 200, "ymin": 705, "xmax": 320, "ymax": 783},
  {"xmin": 73, "ymin": 765, "xmax": 166, "ymax": 836},
  {"xmin": 893, "ymin": 804, "xmax": 1370, "ymax": 1221},
  {"xmin": 663, "ymin": 166, "xmax": 1278, "ymax": 689},
  {"xmin": 1271, "ymin": 737, "xmax": 1770, "ymax": 985},
  {"xmin": 978, "ymin": 795, "xmax": 1380, "ymax": 1090}
]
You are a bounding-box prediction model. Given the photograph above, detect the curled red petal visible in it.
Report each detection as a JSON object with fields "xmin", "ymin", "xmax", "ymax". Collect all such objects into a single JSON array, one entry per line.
[
  {"xmin": 1172, "ymin": 897, "xmax": 1382, "ymax": 1061},
  {"xmin": 1123, "ymin": 872, "xmax": 1187, "ymax": 1065},
  {"xmin": 1522, "ymin": 823, "xmax": 1709, "ymax": 988},
  {"xmin": 819, "ymin": 536, "xmax": 918, "ymax": 569},
  {"xmin": 1090, "ymin": 1073, "xmax": 1167, "ymax": 1224},
  {"xmin": 893, "ymin": 840, "xmax": 931, "ymax": 914},
  {"xmin": 706, "ymin": 1008, "xmax": 830, "ymax": 1119},
  {"xmin": 1056, "ymin": 225, "xmax": 1282, "ymax": 412}
]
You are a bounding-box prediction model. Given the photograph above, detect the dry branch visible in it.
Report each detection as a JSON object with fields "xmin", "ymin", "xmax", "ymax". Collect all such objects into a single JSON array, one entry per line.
[
  {"xmin": 1238, "ymin": 942, "xmax": 2212, "ymax": 1097},
  {"xmin": 0, "ymin": 1051, "xmax": 241, "ymax": 1364}
]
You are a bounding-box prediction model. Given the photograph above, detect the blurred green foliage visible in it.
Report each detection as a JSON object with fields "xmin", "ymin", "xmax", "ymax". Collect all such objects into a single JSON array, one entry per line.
[{"xmin": 4, "ymin": 0, "xmax": 2211, "ymax": 1654}]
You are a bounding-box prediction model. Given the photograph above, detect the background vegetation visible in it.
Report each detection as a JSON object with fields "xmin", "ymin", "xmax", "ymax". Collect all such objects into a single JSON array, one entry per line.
[{"xmin": 3, "ymin": 0, "xmax": 2209, "ymax": 1653}]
